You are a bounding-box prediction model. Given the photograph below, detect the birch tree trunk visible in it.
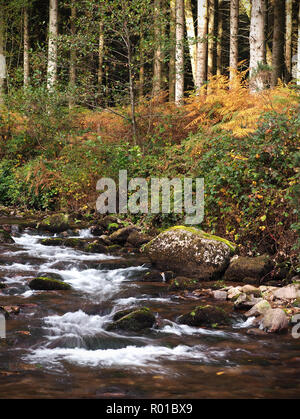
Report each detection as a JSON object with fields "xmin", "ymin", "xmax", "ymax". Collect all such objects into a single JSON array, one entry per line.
[
  {"xmin": 229, "ymin": 0, "xmax": 239, "ymax": 81},
  {"xmin": 216, "ymin": 0, "xmax": 223, "ymax": 75},
  {"xmin": 184, "ymin": 0, "xmax": 197, "ymax": 85},
  {"xmin": 23, "ymin": 7, "xmax": 30, "ymax": 87},
  {"xmin": 207, "ymin": 0, "xmax": 215, "ymax": 76},
  {"xmin": 47, "ymin": 0, "xmax": 58, "ymax": 91},
  {"xmin": 175, "ymin": 0, "xmax": 184, "ymax": 105},
  {"xmin": 98, "ymin": 20, "xmax": 104, "ymax": 98},
  {"xmin": 196, "ymin": 0, "xmax": 208, "ymax": 90},
  {"xmin": 285, "ymin": 0, "xmax": 292, "ymax": 82},
  {"xmin": 153, "ymin": 0, "xmax": 162, "ymax": 95},
  {"xmin": 169, "ymin": 0, "xmax": 176, "ymax": 101},
  {"xmin": 0, "ymin": 3, "xmax": 6, "ymax": 105},
  {"xmin": 271, "ymin": 0, "xmax": 284, "ymax": 87},
  {"xmin": 249, "ymin": 0, "xmax": 266, "ymax": 91}
]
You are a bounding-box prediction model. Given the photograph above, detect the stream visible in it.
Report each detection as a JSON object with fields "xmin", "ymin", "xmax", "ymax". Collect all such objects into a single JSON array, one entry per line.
[{"xmin": 0, "ymin": 227, "xmax": 300, "ymax": 399}]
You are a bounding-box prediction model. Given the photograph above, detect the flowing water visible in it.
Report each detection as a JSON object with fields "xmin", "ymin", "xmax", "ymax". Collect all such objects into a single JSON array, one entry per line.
[{"xmin": 0, "ymin": 228, "xmax": 300, "ymax": 399}]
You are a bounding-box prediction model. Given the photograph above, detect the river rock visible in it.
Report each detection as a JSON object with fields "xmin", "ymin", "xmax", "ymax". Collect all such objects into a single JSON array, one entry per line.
[
  {"xmin": 255, "ymin": 308, "xmax": 289, "ymax": 333},
  {"xmin": 0, "ymin": 229, "xmax": 14, "ymax": 244},
  {"xmin": 143, "ymin": 226, "xmax": 235, "ymax": 280},
  {"xmin": 38, "ymin": 213, "xmax": 70, "ymax": 233},
  {"xmin": 223, "ymin": 254, "xmax": 273, "ymax": 282},
  {"xmin": 109, "ymin": 226, "xmax": 138, "ymax": 245},
  {"xmin": 141, "ymin": 270, "xmax": 163, "ymax": 282},
  {"xmin": 168, "ymin": 276, "xmax": 199, "ymax": 291},
  {"xmin": 126, "ymin": 230, "xmax": 151, "ymax": 248},
  {"xmin": 245, "ymin": 300, "xmax": 271, "ymax": 317},
  {"xmin": 272, "ymin": 284, "xmax": 300, "ymax": 300},
  {"xmin": 90, "ymin": 225, "xmax": 104, "ymax": 236},
  {"xmin": 177, "ymin": 304, "xmax": 230, "ymax": 327},
  {"xmin": 212, "ymin": 290, "xmax": 227, "ymax": 300},
  {"xmin": 106, "ymin": 307, "xmax": 156, "ymax": 332},
  {"xmin": 99, "ymin": 215, "xmax": 120, "ymax": 230},
  {"xmin": 28, "ymin": 277, "xmax": 72, "ymax": 291}
]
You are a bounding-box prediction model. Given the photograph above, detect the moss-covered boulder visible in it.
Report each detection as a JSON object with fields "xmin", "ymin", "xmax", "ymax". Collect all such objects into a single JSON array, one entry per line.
[
  {"xmin": 28, "ymin": 277, "xmax": 72, "ymax": 291},
  {"xmin": 38, "ymin": 214, "xmax": 70, "ymax": 233},
  {"xmin": 126, "ymin": 230, "xmax": 152, "ymax": 248},
  {"xmin": 177, "ymin": 304, "xmax": 230, "ymax": 327},
  {"xmin": 109, "ymin": 226, "xmax": 138, "ymax": 245},
  {"xmin": 224, "ymin": 254, "xmax": 274, "ymax": 282},
  {"xmin": 143, "ymin": 226, "xmax": 235, "ymax": 280},
  {"xmin": 168, "ymin": 276, "xmax": 199, "ymax": 291},
  {"xmin": 84, "ymin": 240, "xmax": 107, "ymax": 253},
  {"xmin": 106, "ymin": 307, "xmax": 156, "ymax": 332},
  {"xmin": 0, "ymin": 229, "xmax": 14, "ymax": 244}
]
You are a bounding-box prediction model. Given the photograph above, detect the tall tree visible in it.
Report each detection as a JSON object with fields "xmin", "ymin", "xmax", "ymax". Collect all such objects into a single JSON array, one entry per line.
[
  {"xmin": 284, "ymin": 0, "xmax": 292, "ymax": 83},
  {"xmin": 249, "ymin": 0, "xmax": 266, "ymax": 91},
  {"xmin": 207, "ymin": 0, "xmax": 215, "ymax": 76},
  {"xmin": 98, "ymin": 18, "xmax": 104, "ymax": 98},
  {"xmin": 185, "ymin": 0, "xmax": 197, "ymax": 85},
  {"xmin": 196, "ymin": 0, "xmax": 208, "ymax": 90},
  {"xmin": 0, "ymin": 1, "xmax": 6, "ymax": 104},
  {"xmin": 169, "ymin": 0, "xmax": 176, "ymax": 101},
  {"xmin": 23, "ymin": 5, "xmax": 30, "ymax": 87},
  {"xmin": 271, "ymin": 0, "xmax": 284, "ymax": 87},
  {"xmin": 153, "ymin": 0, "xmax": 162, "ymax": 95},
  {"xmin": 216, "ymin": 0, "xmax": 223, "ymax": 75},
  {"xmin": 175, "ymin": 0, "xmax": 184, "ymax": 105},
  {"xmin": 47, "ymin": 0, "xmax": 58, "ymax": 91},
  {"xmin": 297, "ymin": 1, "xmax": 300, "ymax": 86},
  {"xmin": 69, "ymin": 0, "xmax": 76, "ymax": 108},
  {"xmin": 229, "ymin": 0, "xmax": 239, "ymax": 81}
]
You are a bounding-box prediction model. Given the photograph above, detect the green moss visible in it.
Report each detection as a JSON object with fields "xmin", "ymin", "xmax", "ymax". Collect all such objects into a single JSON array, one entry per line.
[
  {"xmin": 29, "ymin": 276, "xmax": 72, "ymax": 290},
  {"xmin": 163, "ymin": 226, "xmax": 236, "ymax": 253}
]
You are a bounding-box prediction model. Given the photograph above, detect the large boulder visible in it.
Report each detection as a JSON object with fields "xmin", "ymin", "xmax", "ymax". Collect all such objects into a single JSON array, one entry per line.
[
  {"xmin": 109, "ymin": 226, "xmax": 138, "ymax": 245},
  {"xmin": 28, "ymin": 277, "xmax": 72, "ymax": 291},
  {"xmin": 106, "ymin": 307, "xmax": 156, "ymax": 332},
  {"xmin": 38, "ymin": 214, "xmax": 70, "ymax": 233},
  {"xmin": 255, "ymin": 308, "xmax": 289, "ymax": 333},
  {"xmin": 143, "ymin": 226, "xmax": 235, "ymax": 280},
  {"xmin": 224, "ymin": 254, "xmax": 274, "ymax": 282},
  {"xmin": 177, "ymin": 304, "xmax": 230, "ymax": 327},
  {"xmin": 272, "ymin": 284, "xmax": 300, "ymax": 300}
]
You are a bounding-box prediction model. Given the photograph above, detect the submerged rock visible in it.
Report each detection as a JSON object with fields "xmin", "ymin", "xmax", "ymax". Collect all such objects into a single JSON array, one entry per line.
[
  {"xmin": 106, "ymin": 307, "xmax": 156, "ymax": 332},
  {"xmin": 28, "ymin": 277, "xmax": 72, "ymax": 291},
  {"xmin": 0, "ymin": 229, "xmax": 14, "ymax": 244},
  {"xmin": 143, "ymin": 226, "xmax": 235, "ymax": 280},
  {"xmin": 177, "ymin": 304, "xmax": 230, "ymax": 327},
  {"xmin": 224, "ymin": 254, "xmax": 273, "ymax": 282}
]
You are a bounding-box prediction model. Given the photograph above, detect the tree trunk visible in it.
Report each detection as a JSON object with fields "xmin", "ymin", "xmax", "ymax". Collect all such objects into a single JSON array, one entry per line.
[
  {"xmin": 229, "ymin": 0, "xmax": 239, "ymax": 81},
  {"xmin": 249, "ymin": 0, "xmax": 266, "ymax": 91},
  {"xmin": 153, "ymin": 0, "xmax": 162, "ymax": 95},
  {"xmin": 138, "ymin": 32, "xmax": 145, "ymax": 102},
  {"xmin": 169, "ymin": 0, "xmax": 176, "ymax": 101},
  {"xmin": 0, "ymin": 3, "xmax": 6, "ymax": 105},
  {"xmin": 98, "ymin": 19, "xmax": 104, "ymax": 100},
  {"xmin": 23, "ymin": 7, "xmax": 30, "ymax": 87},
  {"xmin": 69, "ymin": 1, "xmax": 76, "ymax": 108},
  {"xmin": 207, "ymin": 0, "xmax": 215, "ymax": 76},
  {"xmin": 284, "ymin": 0, "xmax": 292, "ymax": 83},
  {"xmin": 184, "ymin": 0, "xmax": 197, "ymax": 85},
  {"xmin": 271, "ymin": 0, "xmax": 284, "ymax": 87},
  {"xmin": 297, "ymin": 2, "xmax": 300, "ymax": 86},
  {"xmin": 47, "ymin": 0, "xmax": 58, "ymax": 91},
  {"xmin": 216, "ymin": 0, "xmax": 223, "ymax": 75},
  {"xmin": 175, "ymin": 0, "xmax": 185, "ymax": 105},
  {"xmin": 196, "ymin": 0, "xmax": 208, "ymax": 90}
]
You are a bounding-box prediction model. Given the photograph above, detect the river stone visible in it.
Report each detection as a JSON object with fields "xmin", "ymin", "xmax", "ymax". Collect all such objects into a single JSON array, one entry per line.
[
  {"xmin": 126, "ymin": 230, "xmax": 151, "ymax": 248},
  {"xmin": 168, "ymin": 276, "xmax": 199, "ymax": 291},
  {"xmin": 106, "ymin": 307, "xmax": 156, "ymax": 332},
  {"xmin": 28, "ymin": 277, "xmax": 72, "ymax": 291},
  {"xmin": 143, "ymin": 226, "xmax": 235, "ymax": 280},
  {"xmin": 257, "ymin": 308, "xmax": 289, "ymax": 333},
  {"xmin": 223, "ymin": 254, "xmax": 273, "ymax": 282},
  {"xmin": 245, "ymin": 300, "xmax": 271, "ymax": 317},
  {"xmin": 212, "ymin": 290, "xmax": 227, "ymax": 300},
  {"xmin": 272, "ymin": 284, "xmax": 300, "ymax": 300},
  {"xmin": 0, "ymin": 229, "xmax": 14, "ymax": 244},
  {"xmin": 38, "ymin": 214, "xmax": 70, "ymax": 233},
  {"xmin": 109, "ymin": 226, "xmax": 138, "ymax": 245},
  {"xmin": 177, "ymin": 304, "xmax": 230, "ymax": 327}
]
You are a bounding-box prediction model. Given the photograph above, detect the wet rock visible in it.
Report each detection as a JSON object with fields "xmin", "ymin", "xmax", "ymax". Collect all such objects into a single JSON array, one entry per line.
[
  {"xmin": 212, "ymin": 290, "xmax": 227, "ymax": 300},
  {"xmin": 233, "ymin": 293, "xmax": 263, "ymax": 310},
  {"xmin": 99, "ymin": 215, "xmax": 120, "ymax": 230},
  {"xmin": 163, "ymin": 271, "xmax": 176, "ymax": 282},
  {"xmin": 177, "ymin": 304, "xmax": 230, "ymax": 327},
  {"xmin": 0, "ymin": 229, "xmax": 14, "ymax": 244},
  {"xmin": 106, "ymin": 307, "xmax": 156, "ymax": 332},
  {"xmin": 168, "ymin": 276, "xmax": 199, "ymax": 291},
  {"xmin": 141, "ymin": 270, "xmax": 163, "ymax": 282},
  {"xmin": 38, "ymin": 213, "xmax": 70, "ymax": 233},
  {"xmin": 241, "ymin": 285, "xmax": 262, "ymax": 298},
  {"xmin": 272, "ymin": 284, "xmax": 300, "ymax": 300},
  {"xmin": 0, "ymin": 305, "xmax": 20, "ymax": 317},
  {"xmin": 246, "ymin": 328, "xmax": 269, "ymax": 337},
  {"xmin": 28, "ymin": 276, "xmax": 72, "ymax": 291},
  {"xmin": 0, "ymin": 282, "xmax": 6, "ymax": 289},
  {"xmin": 109, "ymin": 226, "xmax": 138, "ymax": 245},
  {"xmin": 90, "ymin": 225, "xmax": 104, "ymax": 236},
  {"xmin": 36, "ymin": 272, "xmax": 64, "ymax": 281},
  {"xmin": 223, "ymin": 254, "xmax": 273, "ymax": 283},
  {"xmin": 255, "ymin": 308, "xmax": 289, "ymax": 333},
  {"xmin": 143, "ymin": 226, "xmax": 235, "ymax": 280},
  {"xmin": 245, "ymin": 300, "xmax": 271, "ymax": 317},
  {"xmin": 126, "ymin": 230, "xmax": 151, "ymax": 248},
  {"xmin": 98, "ymin": 235, "xmax": 112, "ymax": 246},
  {"xmin": 84, "ymin": 240, "xmax": 107, "ymax": 254},
  {"xmin": 41, "ymin": 238, "xmax": 65, "ymax": 246}
]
